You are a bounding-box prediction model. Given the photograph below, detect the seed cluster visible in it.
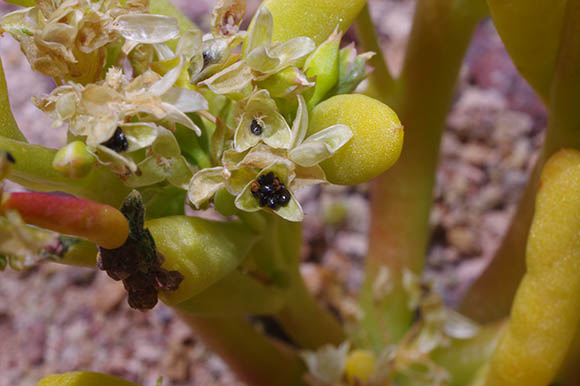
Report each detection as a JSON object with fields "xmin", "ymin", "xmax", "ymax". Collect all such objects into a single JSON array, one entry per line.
[
  {"xmin": 251, "ymin": 172, "xmax": 291, "ymax": 209},
  {"xmin": 102, "ymin": 127, "xmax": 129, "ymax": 152},
  {"xmin": 250, "ymin": 119, "xmax": 263, "ymax": 135}
]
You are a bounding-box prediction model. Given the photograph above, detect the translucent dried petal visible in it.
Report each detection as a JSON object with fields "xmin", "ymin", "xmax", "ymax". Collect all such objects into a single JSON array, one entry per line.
[
  {"xmin": 122, "ymin": 123, "xmax": 159, "ymax": 152},
  {"xmin": 246, "ymin": 45, "xmax": 281, "ymax": 73},
  {"xmin": 149, "ymin": 58, "xmax": 185, "ymax": 96},
  {"xmin": 292, "ymin": 164, "xmax": 326, "ymax": 191},
  {"xmin": 114, "ymin": 14, "xmax": 179, "ymax": 44},
  {"xmin": 269, "ymin": 36, "xmax": 315, "ymax": 65},
  {"xmin": 211, "ymin": 0, "xmax": 246, "ymax": 37},
  {"xmin": 152, "ymin": 126, "xmax": 181, "ymax": 158},
  {"xmin": 234, "ymin": 90, "xmax": 292, "ymax": 151},
  {"xmin": 201, "ymin": 60, "xmax": 253, "ymax": 95},
  {"xmin": 442, "ymin": 310, "xmax": 479, "ymax": 339},
  {"xmin": 291, "ymin": 94, "xmax": 309, "ymax": 147},
  {"xmin": 95, "ymin": 145, "xmax": 138, "ymax": 175},
  {"xmin": 167, "ymin": 156, "xmax": 194, "ymax": 190},
  {"xmin": 257, "ymin": 66, "xmax": 314, "ymax": 98},
  {"xmin": 301, "ymin": 342, "xmax": 350, "ymax": 386},
  {"xmin": 176, "ymin": 29, "xmax": 203, "ymax": 58},
  {"xmin": 244, "ymin": 6, "xmax": 273, "ymax": 56},
  {"xmin": 0, "ymin": 211, "xmax": 59, "ymax": 270},
  {"xmin": 162, "ymin": 87, "xmax": 208, "ymax": 113},
  {"xmin": 124, "ymin": 156, "xmax": 168, "ymax": 187},
  {"xmin": 289, "ymin": 124, "xmax": 352, "ymax": 166},
  {"xmin": 188, "ymin": 167, "xmax": 230, "ymax": 208}
]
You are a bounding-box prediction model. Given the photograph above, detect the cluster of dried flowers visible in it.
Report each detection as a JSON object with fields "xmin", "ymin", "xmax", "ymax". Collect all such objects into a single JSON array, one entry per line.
[{"xmin": 0, "ymin": 0, "xmax": 373, "ymax": 222}]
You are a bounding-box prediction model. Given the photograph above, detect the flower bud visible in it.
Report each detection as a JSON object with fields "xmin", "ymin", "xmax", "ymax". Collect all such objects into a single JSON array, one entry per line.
[
  {"xmin": 308, "ymin": 94, "xmax": 404, "ymax": 185},
  {"xmin": 1, "ymin": 192, "xmax": 129, "ymax": 249},
  {"xmin": 52, "ymin": 141, "xmax": 96, "ymax": 179},
  {"xmin": 345, "ymin": 349, "xmax": 376, "ymax": 385},
  {"xmin": 304, "ymin": 29, "xmax": 341, "ymax": 108},
  {"xmin": 37, "ymin": 371, "xmax": 140, "ymax": 386}
]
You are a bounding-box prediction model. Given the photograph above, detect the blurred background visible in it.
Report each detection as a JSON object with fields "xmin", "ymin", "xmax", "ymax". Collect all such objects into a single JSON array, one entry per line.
[{"xmin": 0, "ymin": 0, "xmax": 546, "ymax": 385}]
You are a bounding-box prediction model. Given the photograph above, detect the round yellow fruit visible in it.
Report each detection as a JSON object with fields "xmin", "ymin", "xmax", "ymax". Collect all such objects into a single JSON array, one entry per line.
[
  {"xmin": 308, "ymin": 94, "xmax": 404, "ymax": 185},
  {"xmin": 345, "ymin": 349, "xmax": 376, "ymax": 385},
  {"xmin": 262, "ymin": 0, "xmax": 366, "ymax": 45}
]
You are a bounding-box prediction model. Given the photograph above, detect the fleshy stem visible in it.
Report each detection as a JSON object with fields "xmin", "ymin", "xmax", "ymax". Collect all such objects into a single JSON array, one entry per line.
[
  {"xmin": 0, "ymin": 136, "xmax": 130, "ymax": 207},
  {"xmin": 459, "ymin": 0, "xmax": 580, "ymax": 322},
  {"xmin": 269, "ymin": 216, "xmax": 346, "ymax": 349},
  {"xmin": 360, "ymin": 0, "xmax": 487, "ymax": 350},
  {"xmin": 354, "ymin": 4, "xmax": 396, "ymax": 105},
  {"xmin": 179, "ymin": 313, "xmax": 307, "ymax": 386}
]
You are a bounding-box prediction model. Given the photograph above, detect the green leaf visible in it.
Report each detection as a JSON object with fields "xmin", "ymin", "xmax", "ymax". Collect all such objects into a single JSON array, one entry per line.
[
  {"xmin": 2, "ymin": 0, "xmax": 34, "ymax": 7},
  {"xmin": 305, "ymin": 29, "xmax": 341, "ymax": 108},
  {"xmin": 487, "ymin": 0, "xmax": 568, "ymax": 101}
]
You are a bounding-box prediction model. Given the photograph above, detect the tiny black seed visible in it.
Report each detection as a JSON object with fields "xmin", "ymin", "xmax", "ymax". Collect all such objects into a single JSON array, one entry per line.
[
  {"xmin": 250, "ymin": 119, "xmax": 263, "ymax": 136},
  {"xmin": 259, "ymin": 195, "xmax": 268, "ymax": 207},
  {"xmin": 261, "ymin": 184, "xmax": 275, "ymax": 194},
  {"xmin": 267, "ymin": 196, "xmax": 278, "ymax": 209},
  {"xmin": 252, "ymin": 190, "xmax": 264, "ymax": 200},
  {"xmin": 102, "ymin": 127, "xmax": 129, "ymax": 153},
  {"xmin": 258, "ymin": 172, "xmax": 274, "ymax": 186},
  {"xmin": 5, "ymin": 151, "xmax": 15, "ymax": 164},
  {"xmin": 277, "ymin": 189, "xmax": 291, "ymax": 206}
]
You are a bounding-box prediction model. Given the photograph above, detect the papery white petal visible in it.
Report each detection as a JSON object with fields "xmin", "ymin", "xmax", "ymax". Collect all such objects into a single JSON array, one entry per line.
[
  {"xmin": 162, "ymin": 87, "xmax": 208, "ymax": 113},
  {"xmin": 244, "ymin": 6, "xmax": 272, "ymax": 56},
  {"xmin": 188, "ymin": 167, "xmax": 230, "ymax": 208},
  {"xmin": 149, "ymin": 57, "xmax": 184, "ymax": 96},
  {"xmin": 115, "ymin": 14, "xmax": 179, "ymax": 44}
]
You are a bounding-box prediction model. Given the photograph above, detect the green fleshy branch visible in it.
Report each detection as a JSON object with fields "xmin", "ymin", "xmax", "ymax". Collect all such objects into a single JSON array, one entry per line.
[
  {"xmin": 0, "ymin": 136, "xmax": 130, "ymax": 206},
  {"xmin": 179, "ymin": 313, "xmax": 308, "ymax": 386},
  {"xmin": 459, "ymin": 0, "xmax": 580, "ymax": 323},
  {"xmin": 354, "ymin": 4, "xmax": 396, "ymax": 105},
  {"xmin": 360, "ymin": 0, "xmax": 487, "ymax": 349}
]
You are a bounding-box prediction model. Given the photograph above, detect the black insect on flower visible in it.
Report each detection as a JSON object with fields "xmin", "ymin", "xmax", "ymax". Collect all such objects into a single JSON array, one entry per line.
[
  {"xmin": 250, "ymin": 119, "xmax": 263, "ymax": 136},
  {"xmin": 102, "ymin": 127, "xmax": 129, "ymax": 152},
  {"xmin": 251, "ymin": 172, "xmax": 291, "ymax": 210}
]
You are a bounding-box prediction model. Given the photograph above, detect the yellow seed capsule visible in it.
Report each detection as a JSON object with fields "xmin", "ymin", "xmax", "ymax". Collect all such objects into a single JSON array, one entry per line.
[
  {"xmin": 345, "ymin": 349, "xmax": 376, "ymax": 385},
  {"xmin": 262, "ymin": 0, "xmax": 366, "ymax": 45},
  {"xmin": 309, "ymin": 94, "xmax": 404, "ymax": 185},
  {"xmin": 37, "ymin": 371, "xmax": 141, "ymax": 386},
  {"xmin": 485, "ymin": 149, "xmax": 580, "ymax": 386}
]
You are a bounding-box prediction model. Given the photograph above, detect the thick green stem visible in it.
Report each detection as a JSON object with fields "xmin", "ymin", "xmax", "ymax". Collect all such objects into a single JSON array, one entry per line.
[
  {"xmin": 0, "ymin": 137, "xmax": 130, "ymax": 206},
  {"xmin": 175, "ymin": 270, "xmax": 287, "ymax": 317},
  {"xmin": 179, "ymin": 313, "xmax": 307, "ymax": 386},
  {"xmin": 354, "ymin": 4, "xmax": 396, "ymax": 104},
  {"xmin": 360, "ymin": 0, "xmax": 485, "ymax": 348},
  {"xmin": 459, "ymin": 0, "xmax": 580, "ymax": 322},
  {"xmin": 431, "ymin": 320, "xmax": 507, "ymax": 386},
  {"xmin": 273, "ymin": 218, "xmax": 345, "ymax": 349}
]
